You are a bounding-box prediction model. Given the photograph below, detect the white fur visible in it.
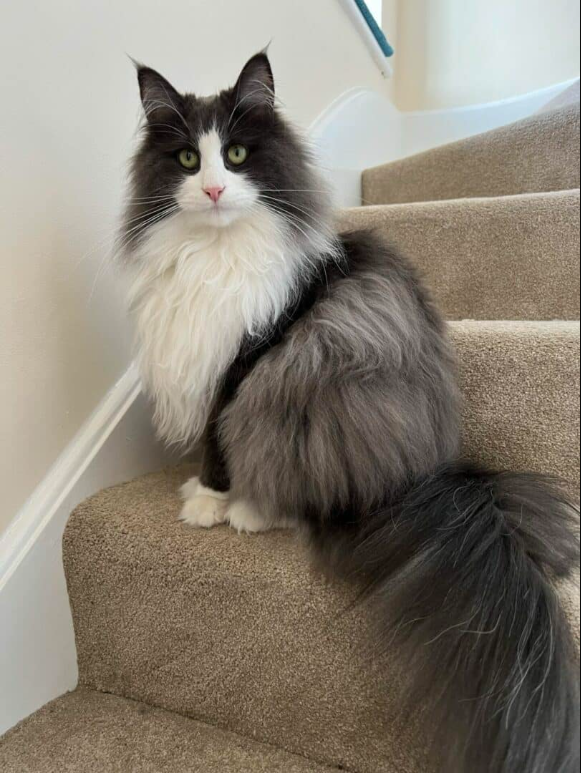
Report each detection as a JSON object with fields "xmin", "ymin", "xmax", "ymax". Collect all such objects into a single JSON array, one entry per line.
[
  {"xmin": 179, "ymin": 476, "xmax": 229, "ymax": 528},
  {"xmin": 180, "ymin": 496, "xmax": 228, "ymax": 529},
  {"xmin": 226, "ymin": 500, "xmax": 271, "ymax": 534},
  {"xmin": 182, "ymin": 477, "xmax": 229, "ymax": 501},
  {"xmin": 126, "ymin": 129, "xmax": 334, "ymax": 448},
  {"xmin": 226, "ymin": 499, "xmax": 296, "ymax": 533}
]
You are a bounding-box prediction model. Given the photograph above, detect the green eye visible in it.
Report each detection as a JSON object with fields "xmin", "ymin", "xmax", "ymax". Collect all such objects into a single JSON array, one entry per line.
[
  {"xmin": 227, "ymin": 145, "xmax": 249, "ymax": 166},
  {"xmin": 177, "ymin": 149, "xmax": 200, "ymax": 170}
]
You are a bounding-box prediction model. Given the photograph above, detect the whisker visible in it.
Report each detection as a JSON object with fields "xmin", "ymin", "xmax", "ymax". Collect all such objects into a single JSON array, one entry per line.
[
  {"xmin": 228, "ymin": 87, "xmax": 268, "ymax": 128},
  {"xmin": 127, "ymin": 194, "xmax": 177, "ymax": 203},
  {"xmin": 146, "ymin": 122, "xmax": 190, "ymax": 141},
  {"xmin": 98, "ymin": 206, "xmax": 180, "ymax": 295},
  {"xmin": 119, "ymin": 204, "xmax": 180, "ymax": 244},
  {"xmin": 259, "ymin": 195, "xmax": 335, "ymax": 240},
  {"xmin": 143, "ymin": 87, "xmax": 190, "ymax": 132},
  {"xmin": 256, "ymin": 189, "xmax": 329, "ymax": 194},
  {"xmin": 228, "ymin": 86, "xmax": 279, "ymax": 134},
  {"xmin": 261, "ymin": 202, "xmax": 325, "ymax": 257},
  {"xmin": 260, "ymin": 194, "xmax": 323, "ymax": 221},
  {"xmin": 117, "ymin": 204, "xmax": 182, "ymax": 235},
  {"xmin": 79, "ymin": 203, "xmax": 180, "ymax": 276},
  {"xmin": 72, "ymin": 200, "xmax": 180, "ymax": 273}
]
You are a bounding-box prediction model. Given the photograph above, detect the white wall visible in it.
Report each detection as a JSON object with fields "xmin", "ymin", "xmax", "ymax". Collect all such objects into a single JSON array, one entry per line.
[
  {"xmin": 0, "ymin": 0, "xmax": 389, "ymax": 538},
  {"xmin": 393, "ymin": 0, "xmax": 580, "ymax": 110}
]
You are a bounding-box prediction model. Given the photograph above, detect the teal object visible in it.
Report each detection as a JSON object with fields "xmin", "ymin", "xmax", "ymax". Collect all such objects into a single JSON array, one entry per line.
[{"xmin": 353, "ymin": 0, "xmax": 394, "ymax": 57}]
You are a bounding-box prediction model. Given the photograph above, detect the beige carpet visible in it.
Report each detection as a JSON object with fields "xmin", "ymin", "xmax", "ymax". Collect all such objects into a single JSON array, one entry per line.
[
  {"xmin": 451, "ymin": 320, "xmax": 580, "ymax": 487},
  {"xmin": 0, "ymin": 689, "xmax": 340, "ymax": 773},
  {"xmin": 363, "ymin": 103, "xmax": 580, "ymax": 205},
  {"xmin": 339, "ymin": 190, "xmax": 580, "ymax": 321},
  {"xmin": 63, "ymin": 466, "xmax": 423, "ymax": 773}
]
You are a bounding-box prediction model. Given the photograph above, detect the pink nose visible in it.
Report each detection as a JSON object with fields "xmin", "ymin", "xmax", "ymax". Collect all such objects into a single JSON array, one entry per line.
[{"xmin": 204, "ymin": 186, "xmax": 225, "ymax": 203}]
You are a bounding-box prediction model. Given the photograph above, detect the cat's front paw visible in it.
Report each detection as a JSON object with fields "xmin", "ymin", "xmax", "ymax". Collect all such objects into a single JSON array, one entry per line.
[
  {"xmin": 227, "ymin": 500, "xmax": 271, "ymax": 534},
  {"xmin": 179, "ymin": 477, "xmax": 229, "ymax": 529}
]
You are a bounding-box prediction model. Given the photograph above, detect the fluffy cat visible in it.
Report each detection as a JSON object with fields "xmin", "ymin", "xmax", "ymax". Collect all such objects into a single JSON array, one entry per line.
[{"xmin": 121, "ymin": 53, "xmax": 580, "ymax": 773}]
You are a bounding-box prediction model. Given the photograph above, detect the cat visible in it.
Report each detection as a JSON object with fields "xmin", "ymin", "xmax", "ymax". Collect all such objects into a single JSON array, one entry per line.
[{"xmin": 120, "ymin": 52, "xmax": 580, "ymax": 773}]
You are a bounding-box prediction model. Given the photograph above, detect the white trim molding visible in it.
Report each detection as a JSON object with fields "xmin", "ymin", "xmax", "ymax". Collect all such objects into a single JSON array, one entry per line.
[
  {"xmin": 0, "ymin": 366, "xmax": 139, "ymax": 592},
  {"xmin": 0, "ymin": 365, "xmax": 175, "ymax": 735}
]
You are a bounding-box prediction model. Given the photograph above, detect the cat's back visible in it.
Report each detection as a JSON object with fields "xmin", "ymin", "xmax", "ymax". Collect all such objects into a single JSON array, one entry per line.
[{"xmin": 271, "ymin": 227, "xmax": 449, "ymax": 376}]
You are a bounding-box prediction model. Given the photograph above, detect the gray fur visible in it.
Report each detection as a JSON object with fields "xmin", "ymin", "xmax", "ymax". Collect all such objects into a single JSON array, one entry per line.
[{"xmin": 220, "ymin": 233, "xmax": 461, "ymax": 522}]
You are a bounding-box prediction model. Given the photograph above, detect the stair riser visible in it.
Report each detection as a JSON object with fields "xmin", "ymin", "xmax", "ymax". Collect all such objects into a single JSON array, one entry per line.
[
  {"xmin": 363, "ymin": 104, "xmax": 580, "ymax": 206},
  {"xmin": 452, "ymin": 322, "xmax": 579, "ymax": 489},
  {"xmin": 339, "ymin": 190, "xmax": 580, "ymax": 322},
  {"xmin": 65, "ymin": 504, "xmax": 414, "ymax": 773}
]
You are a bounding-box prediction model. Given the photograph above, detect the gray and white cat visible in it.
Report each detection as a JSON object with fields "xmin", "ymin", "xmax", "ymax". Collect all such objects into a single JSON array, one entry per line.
[{"xmin": 121, "ymin": 53, "xmax": 580, "ymax": 773}]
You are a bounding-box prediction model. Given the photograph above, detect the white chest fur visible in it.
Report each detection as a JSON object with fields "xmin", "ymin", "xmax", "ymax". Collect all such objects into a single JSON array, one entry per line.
[{"xmin": 127, "ymin": 209, "xmax": 310, "ymax": 447}]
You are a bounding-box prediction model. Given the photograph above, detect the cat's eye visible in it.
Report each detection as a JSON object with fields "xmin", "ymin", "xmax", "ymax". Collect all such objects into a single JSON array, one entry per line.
[
  {"xmin": 177, "ymin": 149, "xmax": 200, "ymax": 171},
  {"xmin": 227, "ymin": 145, "xmax": 249, "ymax": 166}
]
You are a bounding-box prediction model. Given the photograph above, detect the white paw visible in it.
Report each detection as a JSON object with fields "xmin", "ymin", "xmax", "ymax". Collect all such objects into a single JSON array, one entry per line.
[
  {"xmin": 179, "ymin": 478, "xmax": 229, "ymax": 529},
  {"xmin": 180, "ymin": 495, "xmax": 228, "ymax": 528},
  {"xmin": 227, "ymin": 500, "xmax": 271, "ymax": 535},
  {"xmin": 180, "ymin": 476, "xmax": 202, "ymax": 501}
]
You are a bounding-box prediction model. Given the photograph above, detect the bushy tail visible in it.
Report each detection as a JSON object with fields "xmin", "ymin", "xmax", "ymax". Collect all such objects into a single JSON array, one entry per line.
[{"xmin": 321, "ymin": 464, "xmax": 580, "ymax": 773}]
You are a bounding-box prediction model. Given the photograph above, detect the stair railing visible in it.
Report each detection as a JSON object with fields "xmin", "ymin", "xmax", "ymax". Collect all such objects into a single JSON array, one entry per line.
[{"xmin": 338, "ymin": 0, "xmax": 394, "ymax": 77}]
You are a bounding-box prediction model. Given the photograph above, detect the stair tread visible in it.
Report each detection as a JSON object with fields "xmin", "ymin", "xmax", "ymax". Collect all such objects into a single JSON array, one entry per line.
[
  {"xmin": 339, "ymin": 189, "xmax": 580, "ymax": 321},
  {"xmin": 64, "ymin": 465, "xmax": 421, "ymax": 773},
  {"xmin": 363, "ymin": 103, "xmax": 580, "ymax": 205},
  {"xmin": 0, "ymin": 689, "xmax": 339, "ymax": 772}
]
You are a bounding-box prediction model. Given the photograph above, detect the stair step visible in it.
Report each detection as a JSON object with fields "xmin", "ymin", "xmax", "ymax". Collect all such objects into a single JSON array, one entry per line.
[
  {"xmin": 0, "ymin": 689, "xmax": 339, "ymax": 772},
  {"xmin": 339, "ymin": 190, "xmax": 580, "ymax": 321},
  {"xmin": 363, "ymin": 103, "xmax": 580, "ymax": 206},
  {"xmin": 451, "ymin": 321, "xmax": 579, "ymax": 488},
  {"xmin": 62, "ymin": 322, "xmax": 579, "ymax": 773},
  {"xmin": 64, "ymin": 466, "xmax": 417, "ymax": 773}
]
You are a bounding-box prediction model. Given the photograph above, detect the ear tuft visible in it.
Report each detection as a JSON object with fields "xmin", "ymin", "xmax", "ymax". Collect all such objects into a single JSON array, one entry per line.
[
  {"xmin": 135, "ymin": 65, "xmax": 183, "ymax": 123},
  {"xmin": 233, "ymin": 52, "xmax": 275, "ymax": 115}
]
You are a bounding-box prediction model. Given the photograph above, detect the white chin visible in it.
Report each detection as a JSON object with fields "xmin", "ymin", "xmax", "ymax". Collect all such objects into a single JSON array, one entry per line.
[{"xmin": 188, "ymin": 205, "xmax": 245, "ymax": 229}]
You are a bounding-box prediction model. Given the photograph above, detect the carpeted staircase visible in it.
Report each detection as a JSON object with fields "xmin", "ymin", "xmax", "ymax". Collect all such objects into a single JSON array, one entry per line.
[{"xmin": 1, "ymin": 99, "xmax": 579, "ymax": 773}]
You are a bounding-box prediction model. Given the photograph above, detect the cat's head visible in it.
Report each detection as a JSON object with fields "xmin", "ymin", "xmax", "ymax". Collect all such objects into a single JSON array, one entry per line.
[{"xmin": 123, "ymin": 52, "xmax": 331, "ymax": 253}]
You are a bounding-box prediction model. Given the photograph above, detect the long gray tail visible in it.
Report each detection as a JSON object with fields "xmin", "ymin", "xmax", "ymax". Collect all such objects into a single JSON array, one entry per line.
[{"xmin": 318, "ymin": 464, "xmax": 580, "ymax": 772}]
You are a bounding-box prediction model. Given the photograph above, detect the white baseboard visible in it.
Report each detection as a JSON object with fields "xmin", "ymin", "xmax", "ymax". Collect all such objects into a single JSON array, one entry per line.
[{"xmin": 0, "ymin": 365, "xmax": 176, "ymax": 736}]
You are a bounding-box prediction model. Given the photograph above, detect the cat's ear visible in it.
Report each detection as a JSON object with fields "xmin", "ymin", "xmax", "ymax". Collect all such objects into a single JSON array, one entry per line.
[
  {"xmin": 136, "ymin": 64, "xmax": 184, "ymax": 123},
  {"xmin": 233, "ymin": 52, "xmax": 275, "ymax": 115}
]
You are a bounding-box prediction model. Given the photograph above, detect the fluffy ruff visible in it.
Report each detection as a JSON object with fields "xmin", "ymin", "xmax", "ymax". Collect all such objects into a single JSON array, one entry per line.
[{"xmin": 127, "ymin": 206, "xmax": 335, "ymax": 448}]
